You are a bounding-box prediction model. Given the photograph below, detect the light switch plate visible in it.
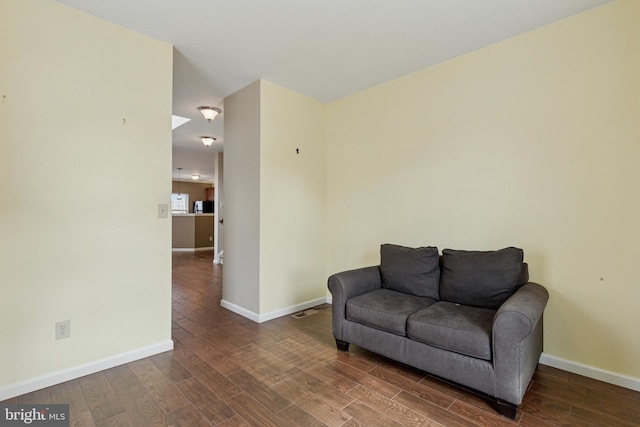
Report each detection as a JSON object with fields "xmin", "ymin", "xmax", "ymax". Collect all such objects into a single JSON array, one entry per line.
[{"xmin": 157, "ymin": 204, "xmax": 168, "ymax": 218}]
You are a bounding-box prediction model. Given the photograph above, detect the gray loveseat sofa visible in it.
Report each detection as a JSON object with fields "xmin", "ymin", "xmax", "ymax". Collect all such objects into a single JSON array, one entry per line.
[{"xmin": 328, "ymin": 244, "xmax": 549, "ymax": 419}]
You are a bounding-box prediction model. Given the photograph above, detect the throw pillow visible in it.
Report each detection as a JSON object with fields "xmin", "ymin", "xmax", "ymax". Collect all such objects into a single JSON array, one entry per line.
[
  {"xmin": 380, "ymin": 244, "xmax": 440, "ymax": 299},
  {"xmin": 439, "ymin": 247, "xmax": 523, "ymax": 309}
]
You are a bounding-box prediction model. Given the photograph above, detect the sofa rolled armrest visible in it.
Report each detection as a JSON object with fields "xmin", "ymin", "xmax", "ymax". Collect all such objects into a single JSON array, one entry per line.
[
  {"xmin": 493, "ymin": 282, "xmax": 549, "ymax": 405},
  {"xmin": 328, "ymin": 266, "xmax": 382, "ymax": 342}
]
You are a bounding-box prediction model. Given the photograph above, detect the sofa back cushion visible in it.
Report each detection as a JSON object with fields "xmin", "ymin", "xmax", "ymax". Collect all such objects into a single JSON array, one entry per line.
[
  {"xmin": 440, "ymin": 247, "xmax": 524, "ymax": 309},
  {"xmin": 380, "ymin": 244, "xmax": 440, "ymax": 299}
]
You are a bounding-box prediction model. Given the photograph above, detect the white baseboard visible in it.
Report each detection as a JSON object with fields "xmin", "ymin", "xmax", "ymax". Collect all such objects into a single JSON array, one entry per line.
[
  {"xmin": 539, "ymin": 353, "xmax": 640, "ymax": 392},
  {"xmin": 221, "ymin": 297, "xmax": 330, "ymax": 323},
  {"xmin": 220, "ymin": 300, "xmax": 260, "ymax": 322},
  {"xmin": 0, "ymin": 340, "xmax": 174, "ymax": 401},
  {"xmin": 258, "ymin": 297, "xmax": 329, "ymax": 323},
  {"xmin": 172, "ymin": 247, "xmax": 214, "ymax": 252}
]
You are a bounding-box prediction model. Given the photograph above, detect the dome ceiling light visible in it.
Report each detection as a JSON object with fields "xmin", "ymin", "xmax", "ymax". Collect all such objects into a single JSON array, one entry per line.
[
  {"xmin": 198, "ymin": 106, "xmax": 221, "ymax": 122},
  {"xmin": 200, "ymin": 136, "xmax": 216, "ymax": 146}
]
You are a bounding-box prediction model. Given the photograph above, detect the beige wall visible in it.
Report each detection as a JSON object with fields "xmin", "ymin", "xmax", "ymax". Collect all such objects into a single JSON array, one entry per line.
[
  {"xmin": 259, "ymin": 81, "xmax": 327, "ymax": 314},
  {"xmin": 222, "ymin": 80, "xmax": 327, "ymax": 319},
  {"xmin": 223, "ymin": 81, "xmax": 261, "ymax": 314},
  {"xmin": 0, "ymin": 0, "xmax": 173, "ymax": 393},
  {"xmin": 326, "ymin": 0, "xmax": 640, "ymax": 380}
]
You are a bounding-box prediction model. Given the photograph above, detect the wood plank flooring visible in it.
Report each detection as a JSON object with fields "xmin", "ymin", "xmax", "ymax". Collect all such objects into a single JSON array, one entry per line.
[{"xmin": 3, "ymin": 251, "xmax": 639, "ymax": 426}]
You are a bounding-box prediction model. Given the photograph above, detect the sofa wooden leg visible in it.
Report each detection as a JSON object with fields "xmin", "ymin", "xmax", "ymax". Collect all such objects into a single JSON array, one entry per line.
[
  {"xmin": 496, "ymin": 399, "xmax": 518, "ymax": 419},
  {"xmin": 335, "ymin": 339, "xmax": 350, "ymax": 351}
]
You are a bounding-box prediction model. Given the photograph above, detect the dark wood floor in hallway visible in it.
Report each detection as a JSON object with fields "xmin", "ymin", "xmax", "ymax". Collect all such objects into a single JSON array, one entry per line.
[{"xmin": 3, "ymin": 251, "xmax": 639, "ymax": 426}]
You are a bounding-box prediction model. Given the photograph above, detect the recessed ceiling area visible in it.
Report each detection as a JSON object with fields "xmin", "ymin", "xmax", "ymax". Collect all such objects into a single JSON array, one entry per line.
[{"xmin": 52, "ymin": 0, "xmax": 614, "ymax": 182}]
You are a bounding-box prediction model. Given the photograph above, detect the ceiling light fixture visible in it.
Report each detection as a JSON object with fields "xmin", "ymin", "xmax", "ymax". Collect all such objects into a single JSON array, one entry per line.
[
  {"xmin": 191, "ymin": 174, "xmax": 200, "ymax": 180},
  {"xmin": 198, "ymin": 106, "xmax": 222, "ymax": 122},
  {"xmin": 200, "ymin": 136, "xmax": 216, "ymax": 146}
]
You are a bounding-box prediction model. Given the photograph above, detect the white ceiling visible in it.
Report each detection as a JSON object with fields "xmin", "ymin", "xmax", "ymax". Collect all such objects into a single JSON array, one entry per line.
[{"xmin": 53, "ymin": 0, "xmax": 613, "ymax": 182}]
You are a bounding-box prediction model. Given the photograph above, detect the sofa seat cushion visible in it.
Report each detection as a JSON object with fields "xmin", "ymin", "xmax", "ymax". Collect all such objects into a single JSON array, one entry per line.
[
  {"xmin": 346, "ymin": 289, "xmax": 436, "ymax": 336},
  {"xmin": 407, "ymin": 301, "xmax": 496, "ymax": 360}
]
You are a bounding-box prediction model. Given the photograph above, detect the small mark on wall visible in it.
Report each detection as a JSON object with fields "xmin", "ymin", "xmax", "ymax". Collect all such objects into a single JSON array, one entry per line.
[
  {"xmin": 122, "ymin": 118, "xmax": 127, "ymax": 126},
  {"xmin": 296, "ymin": 148, "xmax": 300, "ymax": 154}
]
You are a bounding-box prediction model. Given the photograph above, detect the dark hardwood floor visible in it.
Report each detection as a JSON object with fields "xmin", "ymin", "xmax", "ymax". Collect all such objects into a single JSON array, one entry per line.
[{"xmin": 3, "ymin": 251, "xmax": 639, "ymax": 426}]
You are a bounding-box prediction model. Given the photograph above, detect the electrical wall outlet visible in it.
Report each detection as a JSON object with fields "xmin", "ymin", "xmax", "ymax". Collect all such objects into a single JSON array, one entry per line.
[{"xmin": 55, "ymin": 320, "xmax": 70, "ymax": 340}]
